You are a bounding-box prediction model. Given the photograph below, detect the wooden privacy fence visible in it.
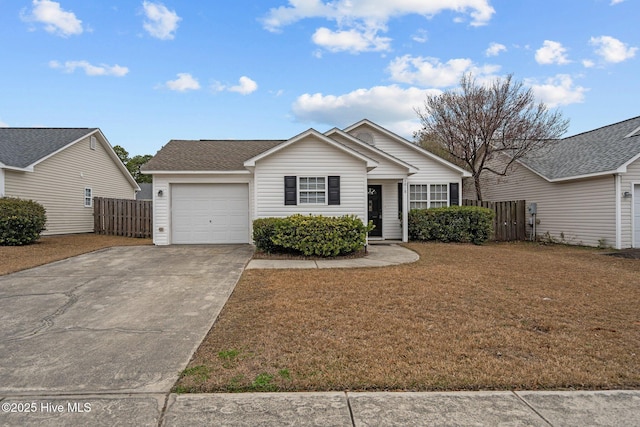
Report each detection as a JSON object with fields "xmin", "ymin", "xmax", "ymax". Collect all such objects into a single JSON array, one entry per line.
[
  {"xmin": 463, "ymin": 199, "xmax": 527, "ymax": 241},
  {"xmin": 94, "ymin": 197, "xmax": 152, "ymax": 238}
]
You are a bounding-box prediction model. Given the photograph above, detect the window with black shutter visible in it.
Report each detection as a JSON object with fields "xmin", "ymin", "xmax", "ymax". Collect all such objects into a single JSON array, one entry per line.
[
  {"xmin": 284, "ymin": 176, "xmax": 297, "ymax": 205},
  {"xmin": 449, "ymin": 183, "xmax": 460, "ymax": 206},
  {"xmin": 328, "ymin": 176, "xmax": 340, "ymax": 205}
]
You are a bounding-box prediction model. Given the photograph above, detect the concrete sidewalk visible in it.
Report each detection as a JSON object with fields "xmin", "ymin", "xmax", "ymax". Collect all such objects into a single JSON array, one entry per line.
[
  {"xmin": 1, "ymin": 390, "xmax": 638, "ymax": 426},
  {"xmin": 246, "ymin": 242, "xmax": 419, "ymax": 269}
]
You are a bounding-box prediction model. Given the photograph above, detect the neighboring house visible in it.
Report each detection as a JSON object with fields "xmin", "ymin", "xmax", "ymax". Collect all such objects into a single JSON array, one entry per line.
[
  {"xmin": 0, "ymin": 128, "xmax": 140, "ymax": 235},
  {"xmin": 465, "ymin": 115, "xmax": 640, "ymax": 249},
  {"xmin": 136, "ymin": 183, "xmax": 153, "ymax": 201},
  {"xmin": 142, "ymin": 119, "xmax": 471, "ymax": 245}
]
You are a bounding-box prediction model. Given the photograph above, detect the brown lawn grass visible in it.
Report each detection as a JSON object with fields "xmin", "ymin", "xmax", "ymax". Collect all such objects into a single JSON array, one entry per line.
[
  {"xmin": 176, "ymin": 241, "xmax": 640, "ymax": 393},
  {"xmin": 0, "ymin": 233, "xmax": 152, "ymax": 275}
]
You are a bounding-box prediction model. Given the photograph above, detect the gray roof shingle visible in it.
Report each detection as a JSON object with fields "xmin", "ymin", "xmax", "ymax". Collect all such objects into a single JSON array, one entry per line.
[
  {"xmin": 141, "ymin": 139, "xmax": 286, "ymax": 171},
  {"xmin": 520, "ymin": 116, "xmax": 640, "ymax": 180},
  {"xmin": 0, "ymin": 128, "xmax": 97, "ymax": 169}
]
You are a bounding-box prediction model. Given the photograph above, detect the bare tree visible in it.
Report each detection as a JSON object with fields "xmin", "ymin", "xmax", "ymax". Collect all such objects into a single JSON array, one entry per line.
[{"xmin": 415, "ymin": 73, "xmax": 569, "ymax": 200}]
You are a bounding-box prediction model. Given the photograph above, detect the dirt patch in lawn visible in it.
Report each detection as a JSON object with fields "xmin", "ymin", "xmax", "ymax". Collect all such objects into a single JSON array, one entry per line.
[
  {"xmin": 0, "ymin": 233, "xmax": 152, "ymax": 275},
  {"xmin": 176, "ymin": 241, "xmax": 640, "ymax": 393}
]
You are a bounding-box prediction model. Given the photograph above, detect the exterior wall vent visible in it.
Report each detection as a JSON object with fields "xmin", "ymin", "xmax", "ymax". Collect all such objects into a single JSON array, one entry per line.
[
  {"xmin": 90, "ymin": 136, "xmax": 97, "ymax": 150},
  {"xmin": 355, "ymin": 131, "xmax": 374, "ymax": 145}
]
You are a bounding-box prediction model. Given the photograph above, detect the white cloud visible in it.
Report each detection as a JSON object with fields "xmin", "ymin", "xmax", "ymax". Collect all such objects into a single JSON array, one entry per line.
[
  {"xmin": 528, "ymin": 74, "xmax": 588, "ymax": 107},
  {"xmin": 164, "ymin": 73, "xmax": 200, "ymax": 91},
  {"xmin": 263, "ymin": 0, "xmax": 495, "ymax": 31},
  {"xmin": 292, "ymin": 85, "xmax": 442, "ymax": 136},
  {"xmin": 387, "ymin": 55, "xmax": 500, "ymax": 87},
  {"xmin": 22, "ymin": 0, "xmax": 83, "ymax": 37},
  {"xmin": 485, "ymin": 42, "xmax": 506, "ymax": 57},
  {"xmin": 589, "ymin": 35, "xmax": 637, "ymax": 63},
  {"xmin": 49, "ymin": 60, "xmax": 129, "ymax": 77},
  {"xmin": 142, "ymin": 1, "xmax": 181, "ymax": 40},
  {"xmin": 535, "ymin": 40, "xmax": 570, "ymax": 65},
  {"xmin": 311, "ymin": 27, "xmax": 391, "ymax": 53},
  {"xmin": 229, "ymin": 76, "xmax": 258, "ymax": 95},
  {"xmin": 0, "ymin": 119, "xmax": 8, "ymax": 127},
  {"xmin": 262, "ymin": 0, "xmax": 494, "ymax": 53},
  {"xmin": 610, "ymin": 0, "xmax": 625, "ymax": 4},
  {"xmin": 212, "ymin": 76, "xmax": 259, "ymax": 95},
  {"xmin": 582, "ymin": 59, "xmax": 595, "ymax": 68},
  {"xmin": 412, "ymin": 29, "xmax": 428, "ymax": 44}
]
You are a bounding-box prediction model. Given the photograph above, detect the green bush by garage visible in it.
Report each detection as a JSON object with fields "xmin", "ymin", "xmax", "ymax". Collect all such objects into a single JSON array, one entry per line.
[
  {"xmin": 408, "ymin": 206, "xmax": 494, "ymax": 245},
  {"xmin": 0, "ymin": 197, "xmax": 47, "ymax": 246},
  {"xmin": 253, "ymin": 214, "xmax": 373, "ymax": 257}
]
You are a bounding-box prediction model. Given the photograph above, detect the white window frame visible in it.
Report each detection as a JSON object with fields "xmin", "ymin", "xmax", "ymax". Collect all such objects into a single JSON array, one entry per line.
[
  {"xmin": 429, "ymin": 184, "xmax": 448, "ymax": 208},
  {"xmin": 409, "ymin": 184, "xmax": 448, "ymax": 209},
  {"xmin": 299, "ymin": 176, "xmax": 326, "ymax": 205},
  {"xmin": 84, "ymin": 187, "xmax": 93, "ymax": 208}
]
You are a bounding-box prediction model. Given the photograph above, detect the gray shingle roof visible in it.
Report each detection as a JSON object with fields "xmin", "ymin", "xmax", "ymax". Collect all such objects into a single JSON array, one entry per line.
[
  {"xmin": 0, "ymin": 128, "xmax": 97, "ymax": 169},
  {"xmin": 141, "ymin": 139, "xmax": 286, "ymax": 171},
  {"xmin": 520, "ymin": 116, "xmax": 640, "ymax": 180}
]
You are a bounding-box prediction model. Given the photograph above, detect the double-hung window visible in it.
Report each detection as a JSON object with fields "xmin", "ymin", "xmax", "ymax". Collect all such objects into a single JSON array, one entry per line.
[
  {"xmin": 409, "ymin": 184, "xmax": 448, "ymax": 209},
  {"xmin": 429, "ymin": 184, "xmax": 448, "ymax": 208},
  {"xmin": 299, "ymin": 177, "xmax": 326, "ymax": 204},
  {"xmin": 84, "ymin": 188, "xmax": 93, "ymax": 208}
]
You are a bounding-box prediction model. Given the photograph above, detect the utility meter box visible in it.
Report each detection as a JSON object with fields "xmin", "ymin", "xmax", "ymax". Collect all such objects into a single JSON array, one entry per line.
[{"xmin": 528, "ymin": 203, "xmax": 537, "ymax": 215}]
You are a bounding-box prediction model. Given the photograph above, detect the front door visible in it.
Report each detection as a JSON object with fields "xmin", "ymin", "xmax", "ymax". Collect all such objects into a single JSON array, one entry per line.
[{"xmin": 368, "ymin": 185, "xmax": 382, "ymax": 237}]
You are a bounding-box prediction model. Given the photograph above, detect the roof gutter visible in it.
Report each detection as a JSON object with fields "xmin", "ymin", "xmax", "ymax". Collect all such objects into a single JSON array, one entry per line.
[{"xmin": 141, "ymin": 170, "xmax": 251, "ymax": 175}]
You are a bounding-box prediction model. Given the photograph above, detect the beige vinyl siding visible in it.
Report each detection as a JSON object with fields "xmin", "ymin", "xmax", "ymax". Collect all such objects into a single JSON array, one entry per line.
[
  {"xmin": 472, "ymin": 160, "xmax": 616, "ymax": 248},
  {"xmin": 620, "ymin": 158, "xmax": 640, "ymax": 248},
  {"xmin": 254, "ymin": 135, "xmax": 367, "ymax": 222},
  {"xmin": 4, "ymin": 135, "xmax": 136, "ymax": 235},
  {"xmin": 151, "ymin": 174, "xmax": 252, "ymax": 246}
]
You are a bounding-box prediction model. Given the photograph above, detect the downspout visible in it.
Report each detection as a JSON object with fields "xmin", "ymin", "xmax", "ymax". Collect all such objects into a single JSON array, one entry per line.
[
  {"xmin": 615, "ymin": 173, "xmax": 622, "ymax": 250},
  {"xmin": 402, "ymin": 177, "xmax": 409, "ymax": 242},
  {"xmin": 0, "ymin": 168, "xmax": 4, "ymax": 197}
]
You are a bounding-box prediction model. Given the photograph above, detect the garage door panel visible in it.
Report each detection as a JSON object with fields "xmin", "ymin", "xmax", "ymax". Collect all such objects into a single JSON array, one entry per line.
[{"xmin": 171, "ymin": 184, "xmax": 249, "ymax": 244}]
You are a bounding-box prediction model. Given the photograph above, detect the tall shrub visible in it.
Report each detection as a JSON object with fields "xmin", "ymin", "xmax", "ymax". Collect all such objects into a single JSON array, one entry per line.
[
  {"xmin": 0, "ymin": 198, "xmax": 47, "ymax": 246},
  {"xmin": 408, "ymin": 206, "xmax": 493, "ymax": 245}
]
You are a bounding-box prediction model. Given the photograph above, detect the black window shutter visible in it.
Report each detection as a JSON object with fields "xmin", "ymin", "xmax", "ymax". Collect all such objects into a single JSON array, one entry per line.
[
  {"xmin": 449, "ymin": 183, "xmax": 459, "ymax": 206},
  {"xmin": 328, "ymin": 176, "xmax": 340, "ymax": 205},
  {"xmin": 284, "ymin": 176, "xmax": 297, "ymax": 205},
  {"xmin": 398, "ymin": 182, "xmax": 403, "ymax": 215}
]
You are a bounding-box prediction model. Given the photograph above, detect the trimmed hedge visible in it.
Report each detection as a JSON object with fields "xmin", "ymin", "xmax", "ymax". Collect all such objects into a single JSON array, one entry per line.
[
  {"xmin": 0, "ymin": 197, "xmax": 47, "ymax": 246},
  {"xmin": 408, "ymin": 206, "xmax": 494, "ymax": 245},
  {"xmin": 253, "ymin": 214, "xmax": 373, "ymax": 257}
]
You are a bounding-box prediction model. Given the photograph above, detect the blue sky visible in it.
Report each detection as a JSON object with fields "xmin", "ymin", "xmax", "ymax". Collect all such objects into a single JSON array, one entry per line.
[{"xmin": 1, "ymin": 0, "xmax": 638, "ymax": 155}]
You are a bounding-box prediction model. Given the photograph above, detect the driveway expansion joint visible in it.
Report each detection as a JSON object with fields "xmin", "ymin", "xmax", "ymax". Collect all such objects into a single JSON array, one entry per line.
[{"xmin": 511, "ymin": 391, "xmax": 555, "ymax": 427}]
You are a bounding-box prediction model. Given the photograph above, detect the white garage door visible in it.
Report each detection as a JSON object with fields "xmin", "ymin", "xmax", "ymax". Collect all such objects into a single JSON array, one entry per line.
[{"xmin": 171, "ymin": 184, "xmax": 249, "ymax": 244}]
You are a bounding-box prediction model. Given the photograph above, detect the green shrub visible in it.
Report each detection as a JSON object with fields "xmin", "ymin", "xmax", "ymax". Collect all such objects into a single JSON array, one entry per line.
[
  {"xmin": 0, "ymin": 197, "xmax": 47, "ymax": 246},
  {"xmin": 253, "ymin": 214, "xmax": 373, "ymax": 257},
  {"xmin": 252, "ymin": 217, "xmax": 287, "ymax": 254},
  {"xmin": 408, "ymin": 206, "xmax": 494, "ymax": 245}
]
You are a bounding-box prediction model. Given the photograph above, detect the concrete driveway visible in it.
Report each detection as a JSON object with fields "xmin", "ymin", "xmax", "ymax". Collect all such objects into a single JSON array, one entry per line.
[{"xmin": 0, "ymin": 245, "xmax": 252, "ymax": 425}]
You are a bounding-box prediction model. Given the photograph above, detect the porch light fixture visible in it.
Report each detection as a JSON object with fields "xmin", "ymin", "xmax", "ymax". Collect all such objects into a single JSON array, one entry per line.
[
  {"xmin": 157, "ymin": 190, "xmax": 164, "ymax": 197},
  {"xmin": 623, "ymin": 191, "xmax": 631, "ymax": 198}
]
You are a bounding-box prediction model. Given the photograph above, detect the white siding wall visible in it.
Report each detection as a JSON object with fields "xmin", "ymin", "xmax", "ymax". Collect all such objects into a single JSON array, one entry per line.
[
  {"xmin": 254, "ymin": 135, "xmax": 368, "ymax": 223},
  {"xmin": 4, "ymin": 135, "xmax": 136, "ymax": 235},
  {"xmin": 151, "ymin": 174, "xmax": 252, "ymax": 246},
  {"xmin": 330, "ymin": 134, "xmax": 408, "ymax": 179},
  {"xmin": 470, "ymin": 160, "xmax": 617, "ymax": 248},
  {"xmin": 349, "ymin": 126, "xmax": 463, "ymax": 188},
  {"xmin": 620, "ymin": 158, "xmax": 640, "ymax": 248}
]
